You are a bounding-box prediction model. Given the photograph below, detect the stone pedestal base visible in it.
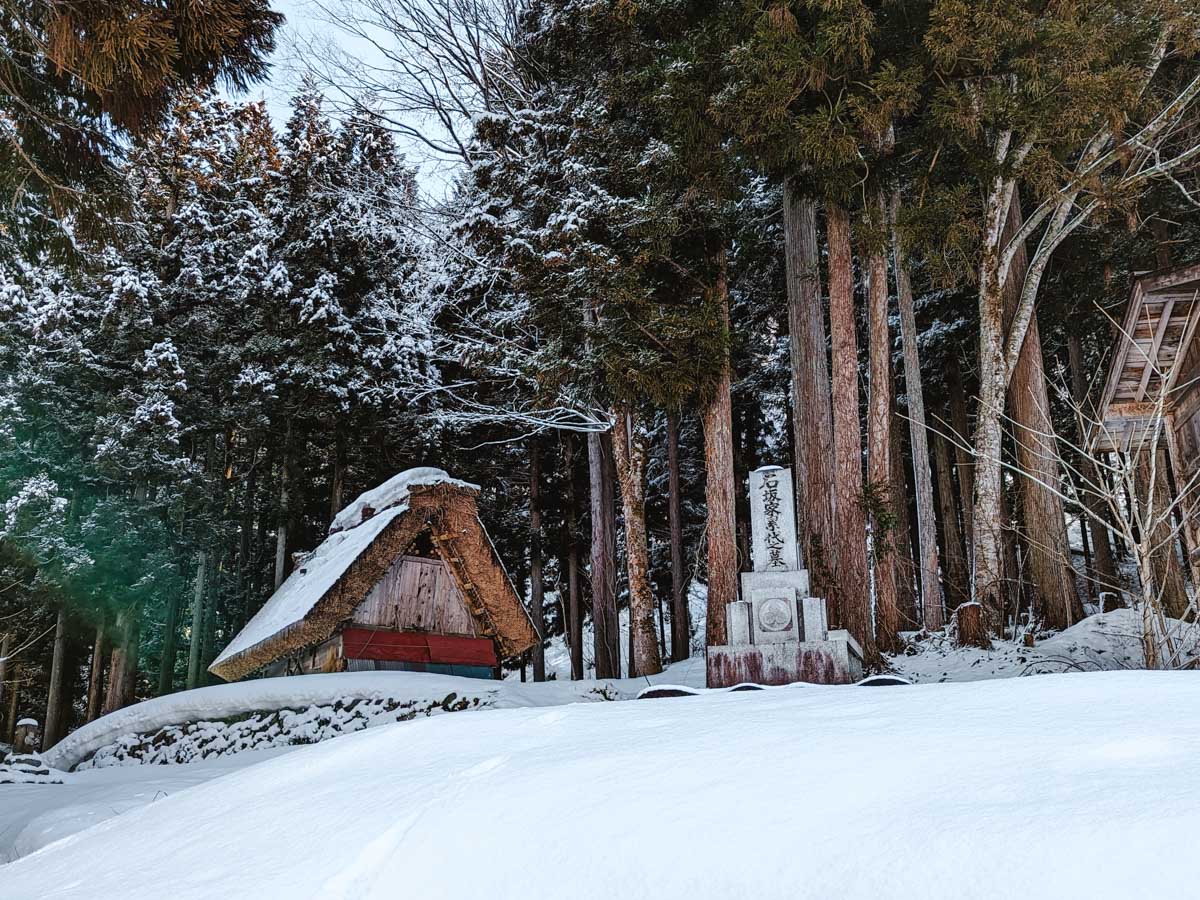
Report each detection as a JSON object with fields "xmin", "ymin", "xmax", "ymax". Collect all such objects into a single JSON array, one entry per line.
[{"xmin": 706, "ymin": 632, "xmax": 863, "ymax": 688}]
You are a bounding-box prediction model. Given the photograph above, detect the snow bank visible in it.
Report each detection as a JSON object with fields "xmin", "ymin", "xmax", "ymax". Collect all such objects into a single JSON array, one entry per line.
[
  {"xmin": 43, "ymin": 662, "xmax": 706, "ymax": 772},
  {"xmin": 9, "ymin": 672, "xmax": 1200, "ymax": 899},
  {"xmin": 894, "ymin": 608, "xmax": 1200, "ymax": 683}
]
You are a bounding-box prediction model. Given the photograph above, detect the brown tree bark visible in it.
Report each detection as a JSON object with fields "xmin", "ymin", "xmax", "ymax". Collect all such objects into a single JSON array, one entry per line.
[
  {"xmin": 329, "ymin": 432, "xmax": 346, "ymax": 524},
  {"xmin": 0, "ymin": 632, "xmax": 9, "ymax": 732},
  {"xmin": 562, "ymin": 435, "xmax": 584, "ymax": 680},
  {"xmin": 1067, "ymin": 334, "xmax": 1120, "ymax": 600},
  {"xmin": 43, "ymin": 607, "xmax": 68, "ymax": 748},
  {"xmin": 1135, "ymin": 447, "xmax": 1190, "ymax": 619},
  {"xmin": 274, "ymin": 421, "xmax": 291, "ymax": 591},
  {"xmin": 612, "ymin": 408, "xmax": 663, "ymax": 678},
  {"xmin": 1003, "ymin": 197, "xmax": 1084, "ymax": 630},
  {"xmin": 932, "ymin": 428, "xmax": 972, "ymax": 608},
  {"xmin": 186, "ymin": 550, "xmax": 208, "ymax": 690},
  {"xmin": 783, "ymin": 180, "xmax": 838, "ymax": 594},
  {"xmin": 954, "ymin": 602, "xmax": 991, "ymax": 649},
  {"xmin": 86, "ymin": 622, "xmax": 107, "ymax": 723},
  {"xmin": 5, "ymin": 666, "xmax": 17, "ymax": 744},
  {"xmin": 103, "ymin": 605, "xmax": 139, "ymax": 715},
  {"xmin": 588, "ymin": 429, "xmax": 620, "ymax": 678},
  {"xmin": 891, "ymin": 191, "xmax": 944, "ymax": 630},
  {"xmin": 702, "ymin": 250, "xmax": 738, "ymax": 649},
  {"xmin": 529, "ymin": 439, "xmax": 546, "ymax": 682},
  {"xmin": 158, "ymin": 563, "xmax": 181, "ymax": 696},
  {"xmin": 667, "ymin": 412, "xmax": 690, "ymax": 662},
  {"xmin": 826, "ymin": 203, "xmax": 875, "ymax": 659},
  {"xmin": 890, "ymin": 406, "xmax": 920, "ymax": 630}
]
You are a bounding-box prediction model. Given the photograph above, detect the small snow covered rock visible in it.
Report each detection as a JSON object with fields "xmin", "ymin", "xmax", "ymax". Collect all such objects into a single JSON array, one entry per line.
[{"xmin": 0, "ymin": 752, "xmax": 66, "ymax": 785}]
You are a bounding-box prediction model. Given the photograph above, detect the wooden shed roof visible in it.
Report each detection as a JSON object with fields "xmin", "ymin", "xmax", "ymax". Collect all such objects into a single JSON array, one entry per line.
[
  {"xmin": 1090, "ymin": 264, "xmax": 1200, "ymax": 452},
  {"xmin": 209, "ymin": 471, "xmax": 537, "ymax": 682}
]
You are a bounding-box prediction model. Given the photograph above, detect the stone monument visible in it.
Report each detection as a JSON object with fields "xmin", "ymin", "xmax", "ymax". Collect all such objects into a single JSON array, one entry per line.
[{"xmin": 707, "ymin": 465, "xmax": 864, "ymax": 687}]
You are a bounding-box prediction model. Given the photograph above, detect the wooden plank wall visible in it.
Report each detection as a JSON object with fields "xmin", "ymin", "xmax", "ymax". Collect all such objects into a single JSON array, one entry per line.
[{"xmin": 351, "ymin": 555, "xmax": 479, "ymax": 636}]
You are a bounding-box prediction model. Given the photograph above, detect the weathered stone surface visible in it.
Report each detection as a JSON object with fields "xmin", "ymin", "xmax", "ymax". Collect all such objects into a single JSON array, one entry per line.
[
  {"xmin": 706, "ymin": 638, "xmax": 861, "ymax": 688},
  {"xmin": 740, "ymin": 569, "xmax": 810, "ymax": 602},
  {"xmin": 801, "ymin": 596, "xmax": 829, "ymax": 642},
  {"xmin": 749, "ymin": 466, "xmax": 800, "ymax": 573},
  {"xmin": 728, "ymin": 600, "xmax": 752, "ymax": 646},
  {"xmin": 749, "ymin": 591, "xmax": 801, "ymax": 645}
]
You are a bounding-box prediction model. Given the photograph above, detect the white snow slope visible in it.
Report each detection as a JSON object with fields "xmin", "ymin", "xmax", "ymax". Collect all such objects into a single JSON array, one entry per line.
[{"xmin": 5, "ymin": 671, "xmax": 1199, "ymax": 899}]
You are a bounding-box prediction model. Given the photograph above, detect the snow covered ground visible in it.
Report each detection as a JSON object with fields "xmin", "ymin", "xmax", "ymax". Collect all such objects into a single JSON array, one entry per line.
[
  {"xmin": 0, "ymin": 662, "xmax": 705, "ymax": 863},
  {"xmin": 894, "ymin": 608, "xmax": 1200, "ymax": 682},
  {"xmin": 6, "ymin": 671, "xmax": 1200, "ymax": 898}
]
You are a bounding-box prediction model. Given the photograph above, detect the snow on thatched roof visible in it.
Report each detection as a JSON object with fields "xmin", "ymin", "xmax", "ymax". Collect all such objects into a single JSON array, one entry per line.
[
  {"xmin": 209, "ymin": 468, "xmax": 536, "ymax": 682},
  {"xmin": 328, "ymin": 467, "xmax": 475, "ymax": 534}
]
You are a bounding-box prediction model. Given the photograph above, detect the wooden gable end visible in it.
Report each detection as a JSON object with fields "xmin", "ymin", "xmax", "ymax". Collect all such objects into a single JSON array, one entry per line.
[{"xmin": 351, "ymin": 554, "xmax": 480, "ymax": 637}]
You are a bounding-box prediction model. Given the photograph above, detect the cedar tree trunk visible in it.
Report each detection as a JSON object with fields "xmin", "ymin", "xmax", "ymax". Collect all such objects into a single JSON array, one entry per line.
[
  {"xmin": 826, "ymin": 203, "xmax": 875, "ymax": 659},
  {"xmin": 783, "ymin": 179, "xmax": 838, "ymax": 595},
  {"xmin": 588, "ymin": 429, "xmax": 621, "ymax": 678},
  {"xmin": 702, "ymin": 251, "xmax": 738, "ymax": 648},
  {"xmin": 612, "ymin": 408, "xmax": 663, "ymax": 678}
]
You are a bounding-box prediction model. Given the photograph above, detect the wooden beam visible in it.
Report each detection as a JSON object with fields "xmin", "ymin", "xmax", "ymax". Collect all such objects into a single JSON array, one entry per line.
[
  {"xmin": 1164, "ymin": 291, "xmax": 1200, "ymax": 397},
  {"xmin": 1136, "ymin": 297, "xmax": 1177, "ymax": 401},
  {"xmin": 1108, "ymin": 401, "xmax": 1162, "ymax": 419}
]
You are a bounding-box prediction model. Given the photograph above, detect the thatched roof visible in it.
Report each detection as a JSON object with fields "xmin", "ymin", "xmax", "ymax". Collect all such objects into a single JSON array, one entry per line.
[
  {"xmin": 209, "ymin": 469, "xmax": 537, "ymax": 682},
  {"xmin": 1091, "ymin": 264, "xmax": 1200, "ymax": 452}
]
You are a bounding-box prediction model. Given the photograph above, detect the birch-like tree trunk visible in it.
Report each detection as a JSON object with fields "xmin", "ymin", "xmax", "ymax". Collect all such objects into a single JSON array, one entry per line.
[
  {"xmin": 588, "ymin": 430, "xmax": 620, "ymax": 678},
  {"xmin": 702, "ymin": 250, "xmax": 738, "ymax": 648},
  {"xmin": 865, "ymin": 206, "xmax": 900, "ymax": 652},
  {"xmin": 890, "ymin": 192, "xmax": 944, "ymax": 630},
  {"xmin": 612, "ymin": 407, "xmax": 663, "ymax": 678},
  {"xmin": 86, "ymin": 623, "xmax": 106, "ymax": 722},
  {"xmin": 529, "ymin": 439, "xmax": 546, "ymax": 682},
  {"xmin": 826, "ymin": 203, "xmax": 874, "ymax": 658},
  {"xmin": 43, "ymin": 607, "xmax": 68, "ymax": 748},
  {"xmin": 783, "ymin": 180, "xmax": 837, "ymax": 596},
  {"xmin": 667, "ymin": 412, "xmax": 690, "ymax": 662},
  {"xmin": 971, "ymin": 183, "xmax": 1012, "ymax": 625}
]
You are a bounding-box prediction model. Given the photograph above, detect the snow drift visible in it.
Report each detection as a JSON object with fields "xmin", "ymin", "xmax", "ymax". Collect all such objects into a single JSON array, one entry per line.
[{"xmin": 7, "ymin": 671, "xmax": 1200, "ymax": 899}]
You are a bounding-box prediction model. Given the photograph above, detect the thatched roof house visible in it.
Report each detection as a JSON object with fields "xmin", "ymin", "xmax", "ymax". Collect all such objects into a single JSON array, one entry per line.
[{"xmin": 209, "ymin": 468, "xmax": 538, "ymax": 682}]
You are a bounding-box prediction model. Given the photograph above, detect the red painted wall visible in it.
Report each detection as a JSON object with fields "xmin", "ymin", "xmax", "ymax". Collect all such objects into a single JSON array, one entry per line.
[{"xmin": 342, "ymin": 628, "xmax": 498, "ymax": 667}]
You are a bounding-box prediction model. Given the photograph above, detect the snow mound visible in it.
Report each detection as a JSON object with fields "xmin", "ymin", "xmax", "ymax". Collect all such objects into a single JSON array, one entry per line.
[
  {"xmin": 0, "ymin": 753, "xmax": 67, "ymax": 785},
  {"xmin": 328, "ymin": 466, "xmax": 474, "ymax": 534},
  {"xmin": 893, "ymin": 608, "xmax": 1200, "ymax": 683},
  {"xmin": 43, "ymin": 663, "xmax": 706, "ymax": 772},
  {"xmin": 77, "ymin": 693, "xmax": 488, "ymax": 769},
  {"xmin": 9, "ymin": 672, "xmax": 1200, "ymax": 899}
]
